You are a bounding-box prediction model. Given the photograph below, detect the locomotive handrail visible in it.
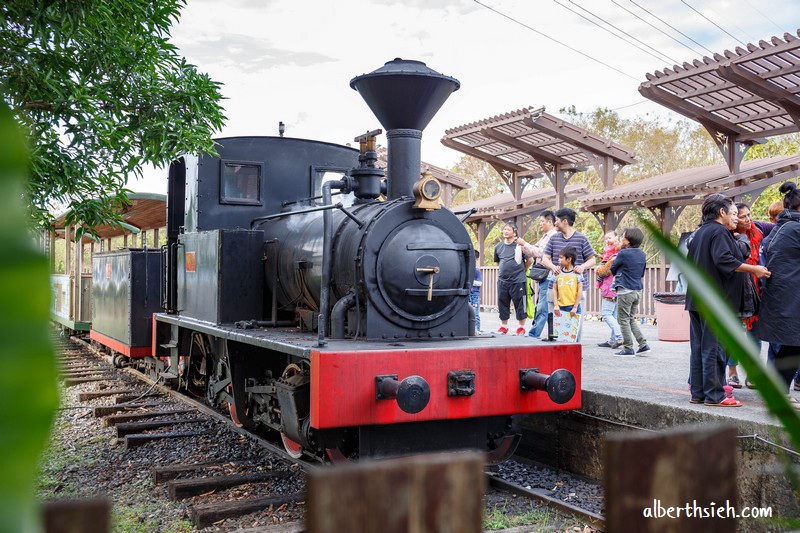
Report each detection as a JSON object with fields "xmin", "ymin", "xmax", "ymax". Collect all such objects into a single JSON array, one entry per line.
[
  {"xmin": 281, "ymin": 190, "xmax": 344, "ymax": 208},
  {"xmin": 250, "ymin": 203, "xmax": 340, "ymax": 227},
  {"xmin": 249, "ymin": 203, "xmax": 365, "ymax": 228},
  {"xmin": 452, "ymin": 207, "xmax": 475, "ymax": 223}
]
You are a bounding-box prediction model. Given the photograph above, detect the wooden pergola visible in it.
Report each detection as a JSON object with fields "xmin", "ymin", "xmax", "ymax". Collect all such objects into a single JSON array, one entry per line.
[
  {"xmin": 441, "ymin": 107, "xmax": 636, "ymax": 232},
  {"xmin": 582, "ymin": 155, "xmax": 800, "ymax": 235},
  {"xmin": 456, "ymin": 185, "xmax": 588, "ymax": 263},
  {"xmin": 639, "ymin": 30, "xmax": 800, "ymax": 174}
]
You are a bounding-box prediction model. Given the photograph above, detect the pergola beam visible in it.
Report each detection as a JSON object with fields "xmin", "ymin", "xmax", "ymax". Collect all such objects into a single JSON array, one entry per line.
[
  {"xmin": 480, "ymin": 128, "xmax": 572, "ymax": 166},
  {"xmin": 523, "ymin": 114, "xmax": 636, "ymax": 165},
  {"xmin": 441, "ymin": 138, "xmax": 527, "ymax": 174},
  {"xmin": 717, "ymin": 62, "xmax": 800, "ymax": 126},
  {"xmin": 638, "ymin": 83, "xmax": 746, "ymax": 136}
]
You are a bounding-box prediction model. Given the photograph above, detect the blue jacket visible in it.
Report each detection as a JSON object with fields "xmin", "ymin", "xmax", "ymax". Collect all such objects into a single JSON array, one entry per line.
[{"xmin": 610, "ymin": 247, "xmax": 646, "ymax": 291}]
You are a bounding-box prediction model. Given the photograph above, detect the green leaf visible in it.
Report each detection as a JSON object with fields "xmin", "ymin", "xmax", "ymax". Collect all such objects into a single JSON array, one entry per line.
[{"xmin": 0, "ymin": 102, "xmax": 59, "ymax": 533}]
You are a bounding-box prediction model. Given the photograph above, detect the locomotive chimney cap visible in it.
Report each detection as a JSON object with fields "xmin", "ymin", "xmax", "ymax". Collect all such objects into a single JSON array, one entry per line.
[{"xmin": 350, "ymin": 58, "xmax": 460, "ymax": 132}]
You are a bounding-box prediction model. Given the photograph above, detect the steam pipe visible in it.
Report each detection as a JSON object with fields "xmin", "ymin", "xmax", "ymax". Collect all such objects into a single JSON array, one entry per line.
[
  {"xmin": 331, "ymin": 291, "xmax": 357, "ymax": 339},
  {"xmin": 319, "ymin": 179, "xmax": 346, "ymax": 346}
]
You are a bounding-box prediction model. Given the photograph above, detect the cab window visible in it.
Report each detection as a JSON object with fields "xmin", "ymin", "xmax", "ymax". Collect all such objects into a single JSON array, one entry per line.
[{"xmin": 220, "ymin": 162, "xmax": 262, "ymax": 205}]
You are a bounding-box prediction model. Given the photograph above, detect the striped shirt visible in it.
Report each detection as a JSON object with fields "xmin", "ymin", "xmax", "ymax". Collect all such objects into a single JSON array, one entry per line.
[{"xmin": 543, "ymin": 231, "xmax": 595, "ymax": 283}]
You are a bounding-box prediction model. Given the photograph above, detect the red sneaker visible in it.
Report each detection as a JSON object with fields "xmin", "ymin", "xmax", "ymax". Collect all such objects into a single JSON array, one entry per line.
[
  {"xmin": 496, "ymin": 326, "xmax": 508, "ymax": 334},
  {"xmin": 515, "ymin": 327, "xmax": 525, "ymax": 336}
]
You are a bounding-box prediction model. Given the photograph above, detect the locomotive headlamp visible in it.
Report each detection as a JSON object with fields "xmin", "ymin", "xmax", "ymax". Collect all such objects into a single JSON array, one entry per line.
[{"xmin": 412, "ymin": 171, "xmax": 442, "ymax": 210}]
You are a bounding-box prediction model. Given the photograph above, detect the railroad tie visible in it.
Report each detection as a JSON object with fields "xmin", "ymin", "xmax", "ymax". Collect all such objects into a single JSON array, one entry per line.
[
  {"xmin": 112, "ymin": 392, "xmax": 163, "ymax": 404},
  {"xmin": 151, "ymin": 460, "xmax": 254, "ymax": 484},
  {"xmin": 124, "ymin": 431, "xmax": 206, "ymax": 450},
  {"xmin": 190, "ymin": 493, "xmax": 303, "ymax": 529},
  {"xmin": 78, "ymin": 389, "xmax": 135, "ymax": 401},
  {"xmin": 103, "ymin": 408, "xmax": 195, "ymax": 426},
  {"xmin": 65, "ymin": 377, "xmax": 121, "ymax": 387},
  {"xmin": 167, "ymin": 470, "xmax": 294, "ymax": 500},
  {"xmin": 115, "ymin": 418, "xmax": 203, "ymax": 438},
  {"xmin": 92, "ymin": 401, "xmax": 165, "ymax": 418}
]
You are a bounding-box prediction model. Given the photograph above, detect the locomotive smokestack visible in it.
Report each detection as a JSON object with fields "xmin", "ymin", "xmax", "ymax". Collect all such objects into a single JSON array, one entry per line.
[{"xmin": 350, "ymin": 58, "xmax": 460, "ymax": 200}]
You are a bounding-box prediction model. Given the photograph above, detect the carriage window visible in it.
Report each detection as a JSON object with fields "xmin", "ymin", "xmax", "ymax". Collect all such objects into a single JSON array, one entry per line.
[
  {"xmin": 313, "ymin": 170, "xmax": 354, "ymax": 207},
  {"xmin": 221, "ymin": 163, "xmax": 262, "ymax": 205}
]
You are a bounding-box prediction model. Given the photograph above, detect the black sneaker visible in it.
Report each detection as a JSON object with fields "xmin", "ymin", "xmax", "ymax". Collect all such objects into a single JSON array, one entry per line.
[
  {"xmin": 636, "ymin": 344, "xmax": 652, "ymax": 355},
  {"xmin": 597, "ymin": 341, "xmax": 615, "ymax": 348},
  {"xmin": 614, "ymin": 348, "xmax": 635, "ymax": 357}
]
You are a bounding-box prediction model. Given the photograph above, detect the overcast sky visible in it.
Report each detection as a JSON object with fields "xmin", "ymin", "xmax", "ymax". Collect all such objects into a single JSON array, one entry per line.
[{"xmin": 128, "ymin": 0, "xmax": 800, "ymax": 193}]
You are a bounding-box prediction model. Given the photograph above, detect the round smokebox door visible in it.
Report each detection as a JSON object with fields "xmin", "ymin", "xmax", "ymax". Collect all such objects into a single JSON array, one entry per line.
[{"xmin": 376, "ymin": 222, "xmax": 465, "ymax": 321}]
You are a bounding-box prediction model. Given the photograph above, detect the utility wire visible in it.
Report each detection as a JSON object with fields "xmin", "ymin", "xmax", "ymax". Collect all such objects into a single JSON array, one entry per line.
[
  {"xmin": 680, "ymin": 0, "xmax": 747, "ymax": 47},
  {"xmin": 554, "ymin": 0, "xmax": 678, "ymax": 65},
  {"xmin": 611, "ymin": 99, "xmax": 649, "ymax": 111},
  {"xmin": 628, "ymin": 0, "xmax": 715, "ymax": 55},
  {"xmin": 610, "ymin": 0, "xmax": 706, "ymax": 58},
  {"xmin": 742, "ymin": 0, "xmax": 784, "ymax": 33},
  {"xmin": 473, "ymin": 0, "xmax": 640, "ymax": 82}
]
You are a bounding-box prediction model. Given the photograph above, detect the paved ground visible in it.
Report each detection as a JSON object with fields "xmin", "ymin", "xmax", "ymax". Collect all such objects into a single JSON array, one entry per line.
[{"xmin": 477, "ymin": 310, "xmax": 789, "ymax": 429}]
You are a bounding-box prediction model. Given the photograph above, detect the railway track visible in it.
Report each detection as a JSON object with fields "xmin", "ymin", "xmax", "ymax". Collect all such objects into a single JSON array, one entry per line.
[
  {"xmin": 486, "ymin": 475, "xmax": 605, "ymax": 531},
  {"xmin": 52, "ymin": 333, "xmax": 605, "ymax": 531},
  {"xmin": 53, "ymin": 334, "xmax": 307, "ymax": 530}
]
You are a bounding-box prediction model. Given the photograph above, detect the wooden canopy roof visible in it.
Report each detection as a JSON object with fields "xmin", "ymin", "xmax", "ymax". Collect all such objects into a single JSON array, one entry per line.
[
  {"xmin": 52, "ymin": 192, "xmax": 167, "ymax": 242},
  {"xmin": 441, "ymin": 107, "xmax": 635, "ymax": 178},
  {"xmin": 640, "ymin": 31, "xmax": 800, "ymax": 144},
  {"xmin": 581, "ymin": 155, "xmax": 800, "ymax": 212},
  {"xmin": 459, "ymin": 184, "xmax": 588, "ymax": 225}
]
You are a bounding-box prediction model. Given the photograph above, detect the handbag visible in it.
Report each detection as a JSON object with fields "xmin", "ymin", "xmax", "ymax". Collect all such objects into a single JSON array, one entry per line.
[{"xmin": 527, "ymin": 264, "xmax": 550, "ymax": 283}]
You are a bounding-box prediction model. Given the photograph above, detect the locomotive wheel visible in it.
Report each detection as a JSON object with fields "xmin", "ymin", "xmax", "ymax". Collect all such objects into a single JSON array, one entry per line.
[
  {"xmin": 281, "ymin": 433, "xmax": 304, "ymax": 459},
  {"xmin": 279, "ymin": 364, "xmax": 305, "ymax": 459},
  {"xmin": 112, "ymin": 353, "xmax": 125, "ymax": 368},
  {"xmin": 226, "ymin": 384, "xmax": 248, "ymax": 428}
]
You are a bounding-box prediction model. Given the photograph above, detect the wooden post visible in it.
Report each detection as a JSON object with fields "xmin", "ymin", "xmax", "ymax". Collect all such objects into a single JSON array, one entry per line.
[
  {"xmin": 48, "ymin": 230, "xmax": 56, "ymax": 272},
  {"xmin": 307, "ymin": 452, "xmax": 485, "ymax": 533},
  {"xmin": 154, "ymin": 227, "xmax": 160, "ymax": 248},
  {"xmin": 44, "ymin": 499, "xmax": 110, "ymax": 533},
  {"xmin": 64, "ymin": 224, "xmax": 72, "ymax": 274},
  {"xmin": 605, "ymin": 424, "xmax": 737, "ymax": 532}
]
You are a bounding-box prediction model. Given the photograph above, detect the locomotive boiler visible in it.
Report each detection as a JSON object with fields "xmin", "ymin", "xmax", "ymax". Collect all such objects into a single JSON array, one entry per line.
[
  {"xmin": 93, "ymin": 58, "xmax": 584, "ymax": 462},
  {"xmin": 252, "ymin": 59, "xmax": 472, "ymax": 341}
]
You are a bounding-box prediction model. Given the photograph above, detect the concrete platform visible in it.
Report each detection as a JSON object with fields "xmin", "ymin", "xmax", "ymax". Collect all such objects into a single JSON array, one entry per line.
[
  {"xmin": 478, "ymin": 311, "xmax": 800, "ymax": 518},
  {"xmin": 478, "ymin": 311, "xmax": 791, "ymax": 429}
]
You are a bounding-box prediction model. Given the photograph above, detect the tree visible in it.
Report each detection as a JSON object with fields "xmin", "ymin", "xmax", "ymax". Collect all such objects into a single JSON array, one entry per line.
[{"xmin": 1, "ymin": 0, "xmax": 225, "ymax": 233}]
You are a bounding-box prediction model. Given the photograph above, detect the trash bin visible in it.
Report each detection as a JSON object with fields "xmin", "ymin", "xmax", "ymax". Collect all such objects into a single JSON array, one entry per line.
[{"xmin": 653, "ymin": 292, "xmax": 689, "ymax": 342}]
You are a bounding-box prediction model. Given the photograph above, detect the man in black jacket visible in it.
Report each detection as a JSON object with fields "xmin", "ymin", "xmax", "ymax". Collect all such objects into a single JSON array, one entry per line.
[{"xmin": 687, "ymin": 194, "xmax": 770, "ymax": 407}]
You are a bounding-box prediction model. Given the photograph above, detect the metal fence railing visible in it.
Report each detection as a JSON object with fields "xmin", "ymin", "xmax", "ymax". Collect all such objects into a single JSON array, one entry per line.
[{"xmin": 478, "ymin": 265, "xmax": 677, "ymax": 318}]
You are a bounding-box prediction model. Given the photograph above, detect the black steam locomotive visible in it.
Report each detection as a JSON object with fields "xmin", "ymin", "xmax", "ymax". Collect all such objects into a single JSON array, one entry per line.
[{"xmin": 90, "ymin": 59, "xmax": 581, "ymax": 462}]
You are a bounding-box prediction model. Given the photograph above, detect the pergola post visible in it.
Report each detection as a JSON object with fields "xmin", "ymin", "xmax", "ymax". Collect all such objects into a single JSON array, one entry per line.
[
  {"xmin": 648, "ymin": 205, "xmax": 686, "ymax": 292},
  {"xmin": 48, "ymin": 230, "xmax": 56, "ymax": 272},
  {"xmin": 73, "ymin": 228, "xmax": 83, "ymax": 322},
  {"xmin": 590, "ymin": 208, "xmax": 629, "ymax": 233},
  {"xmin": 704, "ymin": 127, "xmax": 754, "ymax": 175},
  {"xmin": 64, "ymin": 224, "xmax": 72, "ymax": 275}
]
